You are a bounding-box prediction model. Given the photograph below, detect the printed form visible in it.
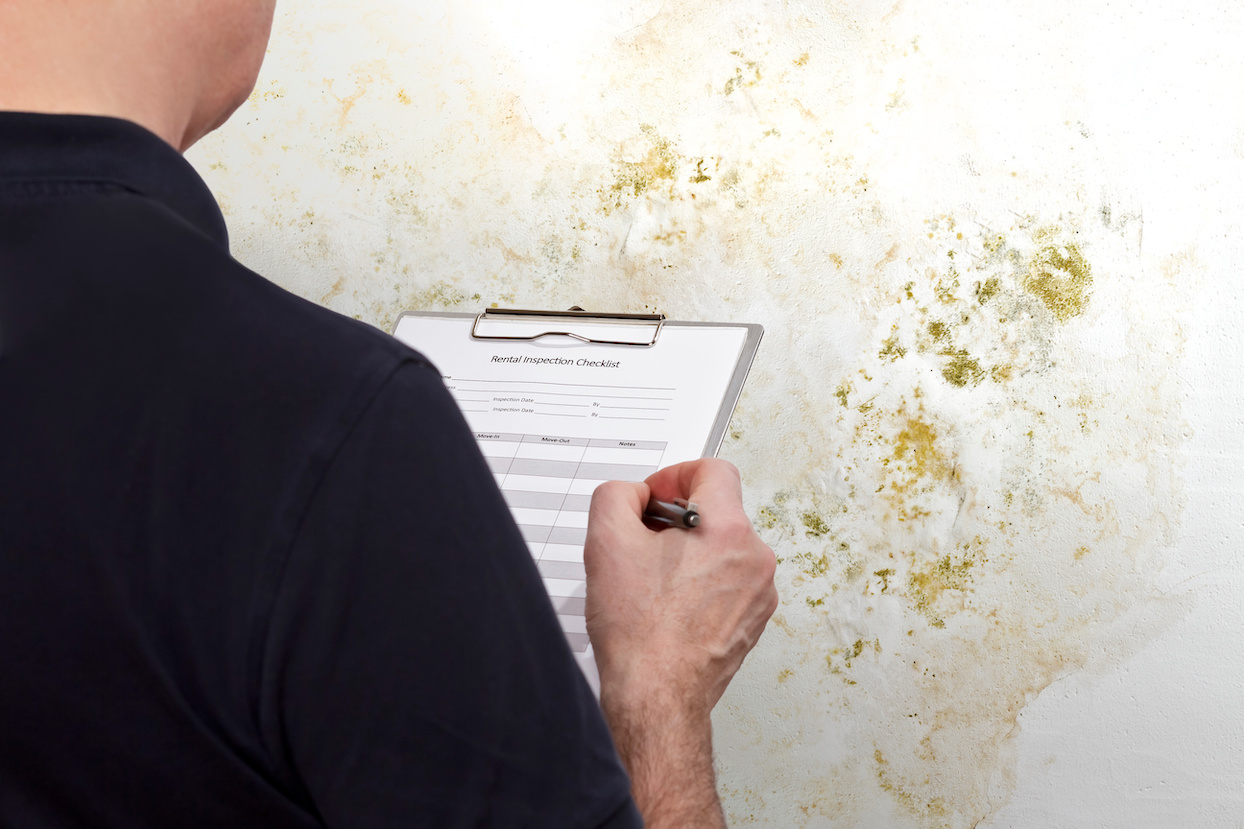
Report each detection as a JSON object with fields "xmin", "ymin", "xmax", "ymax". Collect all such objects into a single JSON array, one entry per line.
[{"xmin": 393, "ymin": 313, "xmax": 757, "ymax": 690}]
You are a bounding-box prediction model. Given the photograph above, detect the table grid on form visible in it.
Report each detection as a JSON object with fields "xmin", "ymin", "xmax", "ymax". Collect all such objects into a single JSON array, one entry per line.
[{"xmin": 475, "ymin": 432, "xmax": 668, "ymax": 652}]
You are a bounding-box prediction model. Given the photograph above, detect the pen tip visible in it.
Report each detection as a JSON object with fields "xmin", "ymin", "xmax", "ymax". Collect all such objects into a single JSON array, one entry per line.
[{"xmin": 686, "ymin": 513, "xmax": 701, "ymax": 528}]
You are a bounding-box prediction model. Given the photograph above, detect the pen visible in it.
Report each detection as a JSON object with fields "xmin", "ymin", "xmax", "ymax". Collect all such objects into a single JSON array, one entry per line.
[{"xmin": 644, "ymin": 498, "xmax": 701, "ymax": 529}]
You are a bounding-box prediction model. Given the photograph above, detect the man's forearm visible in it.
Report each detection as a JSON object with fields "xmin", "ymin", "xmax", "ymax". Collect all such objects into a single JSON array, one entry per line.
[
  {"xmin": 585, "ymin": 461, "xmax": 778, "ymax": 829},
  {"xmin": 602, "ymin": 686, "xmax": 727, "ymax": 829}
]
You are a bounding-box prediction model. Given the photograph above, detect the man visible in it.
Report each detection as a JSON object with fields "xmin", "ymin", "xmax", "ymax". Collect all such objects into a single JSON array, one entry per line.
[{"xmin": 0, "ymin": 2, "xmax": 778, "ymax": 827}]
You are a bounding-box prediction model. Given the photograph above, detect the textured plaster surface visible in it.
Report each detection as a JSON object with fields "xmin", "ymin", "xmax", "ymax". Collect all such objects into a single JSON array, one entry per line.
[{"xmin": 189, "ymin": 1, "xmax": 1244, "ymax": 825}]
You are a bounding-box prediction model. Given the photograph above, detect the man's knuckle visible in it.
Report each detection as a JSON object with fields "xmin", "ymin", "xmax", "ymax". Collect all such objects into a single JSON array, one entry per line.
[
  {"xmin": 758, "ymin": 548, "xmax": 777, "ymax": 581},
  {"xmin": 717, "ymin": 514, "xmax": 755, "ymax": 540}
]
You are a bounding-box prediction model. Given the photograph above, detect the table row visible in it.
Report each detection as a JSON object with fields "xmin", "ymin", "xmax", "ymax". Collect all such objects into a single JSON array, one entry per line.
[{"xmin": 485, "ymin": 456, "xmax": 658, "ymax": 481}]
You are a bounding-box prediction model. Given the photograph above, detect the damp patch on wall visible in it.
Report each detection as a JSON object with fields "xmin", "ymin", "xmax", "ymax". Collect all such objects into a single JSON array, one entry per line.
[
  {"xmin": 717, "ymin": 211, "xmax": 1186, "ymax": 826},
  {"xmin": 188, "ymin": 1, "xmax": 1193, "ymax": 826}
]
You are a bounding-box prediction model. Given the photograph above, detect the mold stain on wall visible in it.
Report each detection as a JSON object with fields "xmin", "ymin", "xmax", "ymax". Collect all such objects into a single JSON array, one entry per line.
[
  {"xmin": 189, "ymin": 1, "xmax": 1190, "ymax": 826},
  {"xmin": 599, "ymin": 125, "xmax": 680, "ymax": 214},
  {"xmin": 736, "ymin": 209, "xmax": 1185, "ymax": 826}
]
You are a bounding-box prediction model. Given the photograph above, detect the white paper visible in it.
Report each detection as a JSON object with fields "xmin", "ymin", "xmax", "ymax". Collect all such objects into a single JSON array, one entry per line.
[{"xmin": 393, "ymin": 314, "xmax": 751, "ymax": 691}]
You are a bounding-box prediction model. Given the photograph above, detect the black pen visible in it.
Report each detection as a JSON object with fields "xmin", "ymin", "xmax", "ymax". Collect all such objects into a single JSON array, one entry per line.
[{"xmin": 644, "ymin": 498, "xmax": 701, "ymax": 529}]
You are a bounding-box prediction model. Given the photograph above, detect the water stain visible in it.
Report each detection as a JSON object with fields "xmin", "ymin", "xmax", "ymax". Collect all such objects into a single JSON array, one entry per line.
[
  {"xmin": 319, "ymin": 276, "xmax": 347, "ymax": 305},
  {"xmin": 325, "ymin": 76, "xmax": 372, "ymax": 129},
  {"xmin": 876, "ymin": 750, "xmax": 948, "ymax": 822}
]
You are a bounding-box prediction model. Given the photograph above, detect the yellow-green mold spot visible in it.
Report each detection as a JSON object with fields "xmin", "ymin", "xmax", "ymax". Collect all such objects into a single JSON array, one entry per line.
[
  {"xmin": 942, "ymin": 352, "xmax": 985, "ymax": 387},
  {"xmin": 974, "ymin": 276, "xmax": 1001, "ymax": 304},
  {"xmin": 1025, "ymin": 239, "xmax": 1093, "ymax": 322},
  {"xmin": 907, "ymin": 553, "xmax": 976, "ymax": 628},
  {"xmin": 801, "ymin": 511, "xmax": 830, "ymax": 538},
  {"xmin": 879, "ymin": 328, "xmax": 907, "ymax": 361},
  {"xmin": 601, "ymin": 125, "xmax": 678, "ymax": 212},
  {"xmin": 891, "ymin": 417, "xmax": 952, "ymax": 484}
]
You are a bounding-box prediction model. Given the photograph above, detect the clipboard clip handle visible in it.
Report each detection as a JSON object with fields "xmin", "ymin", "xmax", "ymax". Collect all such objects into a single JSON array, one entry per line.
[{"xmin": 470, "ymin": 308, "xmax": 666, "ymax": 347}]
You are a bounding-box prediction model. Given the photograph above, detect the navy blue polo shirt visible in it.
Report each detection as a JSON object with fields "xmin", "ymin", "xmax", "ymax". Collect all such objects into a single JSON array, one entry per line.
[{"xmin": 0, "ymin": 113, "xmax": 639, "ymax": 828}]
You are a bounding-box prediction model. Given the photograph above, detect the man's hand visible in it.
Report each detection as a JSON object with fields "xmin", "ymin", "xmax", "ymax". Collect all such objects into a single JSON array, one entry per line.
[{"xmin": 585, "ymin": 459, "xmax": 778, "ymax": 829}]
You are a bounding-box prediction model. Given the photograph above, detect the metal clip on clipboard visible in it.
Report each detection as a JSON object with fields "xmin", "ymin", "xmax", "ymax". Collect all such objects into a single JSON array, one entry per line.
[{"xmin": 470, "ymin": 308, "xmax": 666, "ymax": 347}]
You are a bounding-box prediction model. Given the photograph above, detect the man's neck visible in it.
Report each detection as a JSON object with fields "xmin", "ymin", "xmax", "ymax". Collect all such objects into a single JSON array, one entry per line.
[
  {"xmin": 0, "ymin": 4, "xmax": 198, "ymax": 151},
  {"xmin": 0, "ymin": 92, "xmax": 189, "ymax": 152}
]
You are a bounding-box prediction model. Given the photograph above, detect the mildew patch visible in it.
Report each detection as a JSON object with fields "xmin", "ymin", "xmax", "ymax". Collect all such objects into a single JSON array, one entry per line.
[
  {"xmin": 879, "ymin": 326, "xmax": 907, "ymax": 361},
  {"xmin": 724, "ymin": 51, "xmax": 764, "ymax": 95},
  {"xmin": 599, "ymin": 124, "xmax": 680, "ymax": 214},
  {"xmin": 752, "ymin": 207, "xmax": 1185, "ymax": 826},
  {"xmin": 375, "ymin": 280, "xmax": 481, "ymax": 332},
  {"xmin": 941, "ymin": 352, "xmax": 984, "ymax": 387},
  {"xmin": 190, "ymin": 3, "xmax": 1192, "ymax": 827},
  {"xmin": 801, "ymin": 511, "xmax": 831, "ymax": 537},
  {"xmin": 889, "ymin": 415, "xmax": 954, "ymax": 492},
  {"xmin": 906, "ymin": 538, "xmax": 987, "ymax": 629},
  {"xmin": 1025, "ymin": 233, "xmax": 1093, "ymax": 322},
  {"xmin": 974, "ymin": 275, "xmax": 1001, "ymax": 305}
]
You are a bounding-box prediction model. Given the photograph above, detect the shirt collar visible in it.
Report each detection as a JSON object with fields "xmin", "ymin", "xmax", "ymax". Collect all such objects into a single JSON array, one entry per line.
[{"xmin": 0, "ymin": 112, "xmax": 229, "ymax": 249}]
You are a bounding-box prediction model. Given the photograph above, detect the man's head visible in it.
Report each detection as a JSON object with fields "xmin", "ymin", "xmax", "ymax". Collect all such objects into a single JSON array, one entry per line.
[{"xmin": 0, "ymin": 0, "xmax": 278, "ymax": 151}]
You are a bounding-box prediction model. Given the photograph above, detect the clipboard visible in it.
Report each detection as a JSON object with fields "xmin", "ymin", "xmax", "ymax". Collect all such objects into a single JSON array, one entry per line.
[
  {"xmin": 392, "ymin": 308, "xmax": 762, "ymax": 691},
  {"xmin": 396, "ymin": 308, "xmax": 762, "ymax": 457}
]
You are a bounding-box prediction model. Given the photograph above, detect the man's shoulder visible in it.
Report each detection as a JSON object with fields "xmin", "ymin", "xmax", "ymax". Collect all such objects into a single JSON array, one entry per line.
[
  {"xmin": 6, "ymin": 185, "xmax": 428, "ymax": 409},
  {"xmin": 1, "ymin": 183, "xmax": 450, "ymax": 526}
]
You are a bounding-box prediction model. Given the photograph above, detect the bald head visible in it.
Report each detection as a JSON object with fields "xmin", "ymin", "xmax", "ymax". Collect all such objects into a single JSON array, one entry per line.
[{"xmin": 0, "ymin": 0, "xmax": 278, "ymax": 151}]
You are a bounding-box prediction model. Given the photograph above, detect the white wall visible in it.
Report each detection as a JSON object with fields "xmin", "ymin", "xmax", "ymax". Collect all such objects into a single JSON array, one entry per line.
[{"xmin": 189, "ymin": 1, "xmax": 1244, "ymax": 825}]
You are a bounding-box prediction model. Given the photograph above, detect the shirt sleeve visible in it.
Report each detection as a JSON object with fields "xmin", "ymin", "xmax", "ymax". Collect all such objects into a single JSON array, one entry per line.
[{"xmin": 258, "ymin": 359, "xmax": 640, "ymax": 829}]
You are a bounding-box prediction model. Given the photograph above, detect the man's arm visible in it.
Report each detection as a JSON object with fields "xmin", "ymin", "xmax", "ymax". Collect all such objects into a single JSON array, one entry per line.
[
  {"xmin": 585, "ymin": 459, "xmax": 779, "ymax": 828},
  {"xmin": 266, "ymin": 361, "xmax": 638, "ymax": 828}
]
